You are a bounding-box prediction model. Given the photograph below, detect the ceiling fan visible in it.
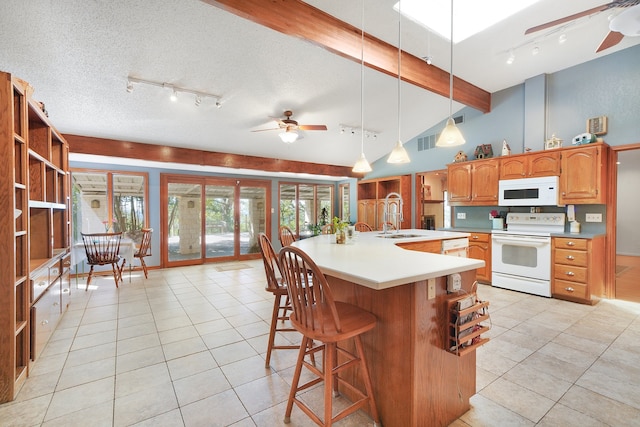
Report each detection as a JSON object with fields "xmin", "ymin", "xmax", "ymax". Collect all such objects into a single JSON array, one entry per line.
[
  {"xmin": 525, "ymin": 1, "xmax": 640, "ymax": 52},
  {"xmin": 252, "ymin": 110, "xmax": 328, "ymax": 143}
]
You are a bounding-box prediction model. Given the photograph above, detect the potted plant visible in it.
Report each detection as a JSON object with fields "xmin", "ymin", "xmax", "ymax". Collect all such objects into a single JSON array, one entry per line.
[{"xmin": 332, "ymin": 216, "xmax": 348, "ymax": 244}]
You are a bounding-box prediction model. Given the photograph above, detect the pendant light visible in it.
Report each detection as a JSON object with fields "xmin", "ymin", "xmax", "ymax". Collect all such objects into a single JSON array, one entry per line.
[
  {"xmin": 387, "ymin": 0, "xmax": 410, "ymax": 164},
  {"xmin": 352, "ymin": 0, "xmax": 372, "ymax": 173},
  {"xmin": 436, "ymin": 0, "xmax": 466, "ymax": 147}
]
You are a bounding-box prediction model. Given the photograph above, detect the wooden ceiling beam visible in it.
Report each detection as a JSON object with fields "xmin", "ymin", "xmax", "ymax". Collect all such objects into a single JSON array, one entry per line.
[
  {"xmin": 202, "ymin": 0, "xmax": 491, "ymax": 113},
  {"xmin": 65, "ymin": 134, "xmax": 360, "ymax": 178}
]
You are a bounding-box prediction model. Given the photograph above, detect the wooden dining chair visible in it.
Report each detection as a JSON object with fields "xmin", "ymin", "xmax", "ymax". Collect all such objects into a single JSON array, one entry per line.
[
  {"xmin": 81, "ymin": 232, "xmax": 123, "ymax": 290},
  {"xmin": 278, "ymin": 225, "xmax": 296, "ymax": 247},
  {"xmin": 134, "ymin": 228, "xmax": 153, "ymax": 278},
  {"xmin": 279, "ymin": 245, "xmax": 380, "ymax": 427},
  {"xmin": 258, "ymin": 233, "xmax": 299, "ymax": 368},
  {"xmin": 320, "ymin": 224, "xmax": 334, "ymax": 234},
  {"xmin": 354, "ymin": 221, "xmax": 373, "ymax": 232}
]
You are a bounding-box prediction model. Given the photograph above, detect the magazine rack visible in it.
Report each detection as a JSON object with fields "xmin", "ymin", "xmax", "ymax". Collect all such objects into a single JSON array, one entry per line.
[{"xmin": 447, "ymin": 293, "xmax": 490, "ymax": 356}]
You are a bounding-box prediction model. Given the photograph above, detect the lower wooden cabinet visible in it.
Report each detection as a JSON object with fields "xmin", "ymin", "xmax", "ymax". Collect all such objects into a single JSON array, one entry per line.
[
  {"xmin": 468, "ymin": 232, "xmax": 491, "ymax": 283},
  {"xmin": 552, "ymin": 236, "xmax": 605, "ymax": 304}
]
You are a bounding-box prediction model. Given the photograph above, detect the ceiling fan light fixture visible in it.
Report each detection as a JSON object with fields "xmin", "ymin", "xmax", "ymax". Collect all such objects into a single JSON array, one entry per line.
[
  {"xmin": 279, "ymin": 128, "xmax": 298, "ymax": 143},
  {"xmin": 610, "ymin": 4, "xmax": 640, "ymax": 36}
]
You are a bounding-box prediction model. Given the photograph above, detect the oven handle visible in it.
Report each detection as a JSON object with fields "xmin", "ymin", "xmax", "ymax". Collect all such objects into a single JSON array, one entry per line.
[{"xmin": 492, "ymin": 236, "xmax": 550, "ymax": 247}]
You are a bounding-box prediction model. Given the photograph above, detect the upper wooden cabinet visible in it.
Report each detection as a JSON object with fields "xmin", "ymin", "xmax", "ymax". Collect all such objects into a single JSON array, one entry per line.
[
  {"xmin": 559, "ymin": 144, "xmax": 608, "ymax": 204},
  {"xmin": 357, "ymin": 175, "xmax": 411, "ymax": 230},
  {"xmin": 500, "ymin": 151, "xmax": 560, "ymax": 180},
  {"xmin": 447, "ymin": 159, "xmax": 498, "ymax": 205}
]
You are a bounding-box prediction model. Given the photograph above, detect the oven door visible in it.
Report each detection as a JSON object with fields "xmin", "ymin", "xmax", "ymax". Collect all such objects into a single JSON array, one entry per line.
[{"xmin": 491, "ymin": 233, "xmax": 551, "ymax": 281}]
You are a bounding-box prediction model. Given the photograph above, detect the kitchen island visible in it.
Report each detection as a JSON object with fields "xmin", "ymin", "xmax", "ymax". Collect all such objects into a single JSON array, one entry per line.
[{"xmin": 292, "ymin": 229, "xmax": 485, "ymax": 427}]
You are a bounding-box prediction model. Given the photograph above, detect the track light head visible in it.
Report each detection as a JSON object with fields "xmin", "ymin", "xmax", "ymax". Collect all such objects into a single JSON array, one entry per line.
[
  {"xmin": 215, "ymin": 100, "xmax": 222, "ymax": 109},
  {"xmin": 195, "ymin": 95, "xmax": 202, "ymax": 106},
  {"xmin": 126, "ymin": 81, "xmax": 134, "ymax": 93}
]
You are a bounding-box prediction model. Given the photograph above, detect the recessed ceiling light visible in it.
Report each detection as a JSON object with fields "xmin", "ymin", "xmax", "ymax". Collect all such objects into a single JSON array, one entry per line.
[{"xmin": 396, "ymin": 0, "xmax": 542, "ymax": 43}]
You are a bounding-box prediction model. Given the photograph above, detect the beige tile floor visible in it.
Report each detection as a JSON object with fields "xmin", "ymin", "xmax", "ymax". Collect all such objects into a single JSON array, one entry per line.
[{"xmin": 1, "ymin": 260, "xmax": 639, "ymax": 426}]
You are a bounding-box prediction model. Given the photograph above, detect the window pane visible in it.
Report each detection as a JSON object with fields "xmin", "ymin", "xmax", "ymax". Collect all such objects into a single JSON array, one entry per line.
[
  {"xmin": 298, "ymin": 184, "xmax": 315, "ymax": 233},
  {"xmin": 340, "ymin": 184, "xmax": 350, "ymax": 222},
  {"xmin": 113, "ymin": 174, "xmax": 146, "ymax": 242},
  {"xmin": 240, "ymin": 186, "xmax": 267, "ymax": 255},
  {"xmin": 316, "ymin": 185, "xmax": 332, "ymax": 225},
  {"xmin": 205, "ymin": 184, "xmax": 235, "ymax": 258},
  {"xmin": 279, "ymin": 184, "xmax": 297, "ymax": 232},
  {"xmin": 71, "ymin": 172, "xmax": 108, "ymax": 241},
  {"xmin": 167, "ymin": 182, "xmax": 202, "ymax": 261}
]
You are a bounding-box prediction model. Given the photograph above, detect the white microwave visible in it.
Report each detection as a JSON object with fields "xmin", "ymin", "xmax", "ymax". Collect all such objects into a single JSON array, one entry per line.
[{"xmin": 498, "ymin": 176, "xmax": 559, "ymax": 206}]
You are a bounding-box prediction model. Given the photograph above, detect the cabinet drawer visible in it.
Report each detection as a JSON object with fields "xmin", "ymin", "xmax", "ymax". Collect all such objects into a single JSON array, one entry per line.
[
  {"xmin": 31, "ymin": 272, "xmax": 50, "ymax": 303},
  {"xmin": 469, "ymin": 233, "xmax": 489, "ymax": 243},
  {"xmin": 554, "ymin": 238, "xmax": 587, "ymax": 250},
  {"xmin": 553, "ymin": 279, "xmax": 588, "ymax": 300},
  {"xmin": 31, "ymin": 284, "xmax": 62, "ymax": 361},
  {"xmin": 554, "ymin": 249, "xmax": 587, "ymax": 267},
  {"xmin": 554, "ymin": 264, "xmax": 588, "ymax": 283}
]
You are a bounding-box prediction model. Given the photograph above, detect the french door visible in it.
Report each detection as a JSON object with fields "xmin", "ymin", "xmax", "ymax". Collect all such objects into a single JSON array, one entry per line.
[{"xmin": 161, "ymin": 174, "xmax": 270, "ymax": 266}]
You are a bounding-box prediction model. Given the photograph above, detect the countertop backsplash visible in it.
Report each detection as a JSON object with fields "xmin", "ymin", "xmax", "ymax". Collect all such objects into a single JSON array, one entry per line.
[{"xmin": 451, "ymin": 205, "xmax": 607, "ymax": 235}]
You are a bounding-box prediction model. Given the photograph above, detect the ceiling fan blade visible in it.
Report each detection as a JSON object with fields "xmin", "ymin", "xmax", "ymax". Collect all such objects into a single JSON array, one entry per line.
[
  {"xmin": 298, "ymin": 125, "xmax": 327, "ymax": 131},
  {"xmin": 251, "ymin": 127, "xmax": 281, "ymax": 132},
  {"xmin": 596, "ymin": 30, "xmax": 625, "ymax": 52},
  {"xmin": 525, "ymin": 4, "xmax": 610, "ymax": 35}
]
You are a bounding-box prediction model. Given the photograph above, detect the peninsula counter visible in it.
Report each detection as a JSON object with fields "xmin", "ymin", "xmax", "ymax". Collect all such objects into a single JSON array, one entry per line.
[{"xmin": 292, "ymin": 230, "xmax": 485, "ymax": 427}]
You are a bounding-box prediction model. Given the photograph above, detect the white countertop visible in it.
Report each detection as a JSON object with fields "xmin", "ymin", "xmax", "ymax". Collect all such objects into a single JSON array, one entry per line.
[{"xmin": 291, "ymin": 229, "xmax": 484, "ymax": 290}]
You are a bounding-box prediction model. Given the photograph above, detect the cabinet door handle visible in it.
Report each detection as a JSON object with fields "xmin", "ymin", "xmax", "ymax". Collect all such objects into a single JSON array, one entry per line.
[
  {"xmin": 472, "ymin": 236, "xmax": 479, "ymax": 239},
  {"xmin": 567, "ymin": 241, "xmax": 575, "ymax": 246},
  {"xmin": 566, "ymin": 255, "xmax": 575, "ymax": 260},
  {"xmin": 565, "ymin": 271, "xmax": 575, "ymax": 276},
  {"xmin": 562, "ymin": 192, "xmax": 566, "ymax": 196},
  {"xmin": 564, "ymin": 287, "xmax": 575, "ymax": 292}
]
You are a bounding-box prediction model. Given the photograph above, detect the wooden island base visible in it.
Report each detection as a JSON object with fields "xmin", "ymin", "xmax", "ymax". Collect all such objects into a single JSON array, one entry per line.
[{"xmin": 326, "ymin": 269, "xmax": 478, "ymax": 427}]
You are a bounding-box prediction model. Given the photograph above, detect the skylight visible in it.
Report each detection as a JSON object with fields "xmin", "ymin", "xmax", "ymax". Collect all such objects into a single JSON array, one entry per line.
[{"xmin": 395, "ymin": 0, "xmax": 541, "ymax": 43}]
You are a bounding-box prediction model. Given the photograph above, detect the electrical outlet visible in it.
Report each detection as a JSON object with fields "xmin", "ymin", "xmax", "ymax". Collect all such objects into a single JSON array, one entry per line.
[
  {"xmin": 456, "ymin": 212, "xmax": 466, "ymax": 219},
  {"xmin": 427, "ymin": 278, "xmax": 436, "ymax": 300},
  {"xmin": 585, "ymin": 213, "xmax": 602, "ymax": 222}
]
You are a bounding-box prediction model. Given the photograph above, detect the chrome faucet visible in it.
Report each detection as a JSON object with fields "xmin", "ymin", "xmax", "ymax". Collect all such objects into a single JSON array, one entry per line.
[{"xmin": 383, "ymin": 192, "xmax": 404, "ymax": 234}]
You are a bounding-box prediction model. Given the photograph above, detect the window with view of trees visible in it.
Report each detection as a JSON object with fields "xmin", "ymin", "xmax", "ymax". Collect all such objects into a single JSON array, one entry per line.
[
  {"xmin": 71, "ymin": 170, "xmax": 149, "ymax": 244},
  {"xmin": 339, "ymin": 183, "xmax": 350, "ymax": 221},
  {"xmin": 279, "ymin": 183, "xmax": 333, "ymax": 236}
]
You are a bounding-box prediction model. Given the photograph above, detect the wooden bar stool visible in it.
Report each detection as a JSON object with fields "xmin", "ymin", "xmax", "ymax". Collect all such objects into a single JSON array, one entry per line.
[
  {"xmin": 353, "ymin": 221, "xmax": 373, "ymax": 232},
  {"xmin": 279, "ymin": 245, "xmax": 380, "ymax": 427},
  {"xmin": 258, "ymin": 233, "xmax": 299, "ymax": 368},
  {"xmin": 278, "ymin": 225, "xmax": 296, "ymax": 247}
]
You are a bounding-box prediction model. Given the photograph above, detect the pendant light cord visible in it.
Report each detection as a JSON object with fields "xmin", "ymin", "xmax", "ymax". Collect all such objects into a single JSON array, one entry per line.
[
  {"xmin": 397, "ymin": 0, "xmax": 402, "ymax": 143},
  {"xmin": 360, "ymin": 0, "xmax": 365, "ymax": 154},
  {"xmin": 449, "ymin": 0, "xmax": 454, "ymax": 118}
]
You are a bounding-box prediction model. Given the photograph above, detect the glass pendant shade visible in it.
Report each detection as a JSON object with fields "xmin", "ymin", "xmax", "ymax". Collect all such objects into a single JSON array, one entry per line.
[
  {"xmin": 279, "ymin": 129, "xmax": 298, "ymax": 143},
  {"xmin": 437, "ymin": 0, "xmax": 465, "ymax": 149},
  {"xmin": 436, "ymin": 117, "xmax": 466, "ymax": 147},
  {"xmin": 387, "ymin": 140, "xmax": 410, "ymax": 163},
  {"xmin": 352, "ymin": 152, "xmax": 372, "ymax": 173}
]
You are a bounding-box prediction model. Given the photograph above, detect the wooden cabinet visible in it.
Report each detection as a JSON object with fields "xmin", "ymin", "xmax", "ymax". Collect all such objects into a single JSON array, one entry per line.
[
  {"xmin": 500, "ymin": 151, "xmax": 560, "ymax": 179},
  {"xmin": 396, "ymin": 239, "xmax": 442, "ymax": 254},
  {"xmin": 552, "ymin": 236, "xmax": 605, "ymax": 304},
  {"xmin": 559, "ymin": 144, "xmax": 608, "ymax": 204},
  {"xmin": 0, "ymin": 72, "xmax": 70, "ymax": 402},
  {"xmin": 467, "ymin": 233, "xmax": 491, "ymax": 283},
  {"xmin": 447, "ymin": 159, "xmax": 498, "ymax": 205},
  {"xmin": 357, "ymin": 175, "xmax": 411, "ymax": 230}
]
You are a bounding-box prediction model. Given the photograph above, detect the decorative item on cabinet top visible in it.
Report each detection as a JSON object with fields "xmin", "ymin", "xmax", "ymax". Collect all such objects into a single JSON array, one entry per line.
[
  {"xmin": 501, "ymin": 140, "xmax": 511, "ymax": 156},
  {"xmin": 454, "ymin": 150, "xmax": 468, "ymax": 162},
  {"xmin": 474, "ymin": 144, "xmax": 493, "ymax": 159},
  {"xmin": 545, "ymin": 134, "xmax": 563, "ymax": 150}
]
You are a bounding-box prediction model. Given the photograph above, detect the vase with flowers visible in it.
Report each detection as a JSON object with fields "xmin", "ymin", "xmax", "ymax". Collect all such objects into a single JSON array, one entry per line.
[
  {"xmin": 490, "ymin": 210, "xmax": 504, "ymax": 230},
  {"xmin": 332, "ymin": 217, "xmax": 348, "ymax": 244}
]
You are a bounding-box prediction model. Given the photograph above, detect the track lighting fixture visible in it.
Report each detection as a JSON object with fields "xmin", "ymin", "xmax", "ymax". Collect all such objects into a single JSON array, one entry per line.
[
  {"xmin": 338, "ymin": 124, "xmax": 378, "ymax": 139},
  {"xmin": 126, "ymin": 76, "xmax": 222, "ymax": 108}
]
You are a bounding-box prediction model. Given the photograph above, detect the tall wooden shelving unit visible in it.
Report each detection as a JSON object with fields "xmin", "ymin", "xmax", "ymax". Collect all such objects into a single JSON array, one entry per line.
[{"xmin": 0, "ymin": 71, "xmax": 70, "ymax": 403}]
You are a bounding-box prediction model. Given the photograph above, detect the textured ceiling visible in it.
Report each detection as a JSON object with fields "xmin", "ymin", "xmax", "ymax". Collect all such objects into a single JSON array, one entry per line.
[{"xmin": 1, "ymin": 0, "xmax": 638, "ymax": 173}]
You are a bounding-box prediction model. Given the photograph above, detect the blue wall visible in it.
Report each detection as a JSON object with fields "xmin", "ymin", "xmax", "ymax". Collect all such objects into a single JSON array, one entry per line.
[{"xmin": 72, "ymin": 44, "xmax": 639, "ymax": 262}]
